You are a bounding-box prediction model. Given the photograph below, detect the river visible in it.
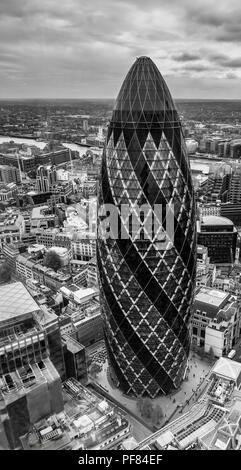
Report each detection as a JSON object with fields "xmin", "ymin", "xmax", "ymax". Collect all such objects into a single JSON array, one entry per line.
[
  {"xmin": 0, "ymin": 135, "xmax": 223, "ymax": 171},
  {"xmin": 0, "ymin": 135, "xmax": 89, "ymax": 157}
]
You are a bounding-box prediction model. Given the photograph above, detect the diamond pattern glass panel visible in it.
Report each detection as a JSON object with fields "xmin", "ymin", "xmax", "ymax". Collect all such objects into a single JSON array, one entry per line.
[{"xmin": 97, "ymin": 57, "xmax": 196, "ymax": 397}]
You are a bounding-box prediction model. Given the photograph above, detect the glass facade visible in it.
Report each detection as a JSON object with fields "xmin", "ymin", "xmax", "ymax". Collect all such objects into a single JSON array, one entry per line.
[
  {"xmin": 97, "ymin": 57, "xmax": 196, "ymax": 397},
  {"xmin": 198, "ymin": 223, "xmax": 237, "ymax": 264}
]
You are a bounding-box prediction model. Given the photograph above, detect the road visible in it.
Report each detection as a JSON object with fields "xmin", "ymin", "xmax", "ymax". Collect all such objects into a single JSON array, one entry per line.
[{"xmin": 128, "ymin": 416, "xmax": 152, "ymax": 443}]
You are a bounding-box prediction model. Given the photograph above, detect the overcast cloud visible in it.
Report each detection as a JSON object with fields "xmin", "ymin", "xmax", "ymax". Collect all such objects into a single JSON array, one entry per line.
[{"xmin": 0, "ymin": 0, "xmax": 241, "ymax": 99}]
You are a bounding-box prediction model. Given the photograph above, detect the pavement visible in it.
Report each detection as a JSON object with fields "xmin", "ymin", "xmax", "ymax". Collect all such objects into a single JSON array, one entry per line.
[
  {"xmin": 94, "ymin": 353, "xmax": 213, "ymax": 430},
  {"xmin": 232, "ymin": 337, "xmax": 241, "ymax": 363}
]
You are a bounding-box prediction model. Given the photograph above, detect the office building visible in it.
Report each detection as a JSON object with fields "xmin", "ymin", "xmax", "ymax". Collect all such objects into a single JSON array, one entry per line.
[
  {"xmin": 0, "ymin": 358, "xmax": 63, "ymax": 449},
  {"xmin": 0, "ymin": 282, "xmax": 65, "ymax": 380},
  {"xmin": 197, "ymin": 216, "xmax": 237, "ymax": 265},
  {"xmin": 35, "ymin": 165, "xmax": 57, "ymax": 193},
  {"xmin": 221, "ymin": 202, "xmax": 241, "ymax": 227},
  {"xmin": 71, "ymin": 237, "xmax": 96, "ymax": 261},
  {"xmin": 203, "ymin": 165, "xmax": 231, "ymax": 203},
  {"xmin": 230, "ymin": 139, "xmax": 241, "ymax": 159},
  {"xmin": 62, "ymin": 335, "xmax": 87, "ymax": 382},
  {"xmin": 0, "ymin": 282, "xmax": 47, "ymax": 376},
  {"xmin": 20, "ymin": 379, "xmax": 130, "ymax": 450},
  {"xmin": 0, "ymin": 211, "xmax": 25, "ymax": 249},
  {"xmin": 0, "ymin": 183, "xmax": 18, "ymax": 202},
  {"xmin": 199, "ymin": 202, "xmax": 221, "ymax": 218},
  {"xmin": 0, "ymin": 165, "xmax": 20, "ymax": 185},
  {"xmin": 191, "ymin": 287, "xmax": 241, "ymax": 356},
  {"xmin": 97, "ymin": 56, "xmax": 196, "ymax": 397}
]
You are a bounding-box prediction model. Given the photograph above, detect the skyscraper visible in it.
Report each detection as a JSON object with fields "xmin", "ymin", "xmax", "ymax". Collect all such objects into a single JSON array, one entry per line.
[{"xmin": 97, "ymin": 57, "xmax": 196, "ymax": 397}]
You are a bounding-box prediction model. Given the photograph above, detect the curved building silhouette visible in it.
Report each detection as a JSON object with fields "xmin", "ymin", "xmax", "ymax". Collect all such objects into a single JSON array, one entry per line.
[{"xmin": 97, "ymin": 57, "xmax": 196, "ymax": 397}]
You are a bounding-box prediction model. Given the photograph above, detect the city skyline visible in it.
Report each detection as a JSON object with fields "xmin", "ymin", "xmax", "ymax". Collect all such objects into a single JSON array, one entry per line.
[
  {"xmin": 1, "ymin": 0, "xmax": 241, "ymax": 100},
  {"xmin": 1, "ymin": 0, "xmax": 241, "ymax": 455}
]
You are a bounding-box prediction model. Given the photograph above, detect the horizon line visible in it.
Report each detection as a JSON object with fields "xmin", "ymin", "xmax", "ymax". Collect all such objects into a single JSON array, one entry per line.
[{"xmin": 1, "ymin": 97, "xmax": 241, "ymax": 102}]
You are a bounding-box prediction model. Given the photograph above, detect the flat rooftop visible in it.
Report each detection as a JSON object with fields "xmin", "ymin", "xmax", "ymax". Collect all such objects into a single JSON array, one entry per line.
[
  {"xmin": 212, "ymin": 357, "xmax": 241, "ymax": 383},
  {"xmin": 60, "ymin": 285, "xmax": 98, "ymax": 302},
  {"xmin": 195, "ymin": 287, "xmax": 229, "ymax": 307},
  {"xmin": 0, "ymin": 282, "xmax": 39, "ymax": 323}
]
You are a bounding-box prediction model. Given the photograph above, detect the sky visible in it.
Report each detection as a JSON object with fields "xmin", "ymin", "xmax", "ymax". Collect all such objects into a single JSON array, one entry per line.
[{"xmin": 1, "ymin": 0, "xmax": 241, "ymax": 99}]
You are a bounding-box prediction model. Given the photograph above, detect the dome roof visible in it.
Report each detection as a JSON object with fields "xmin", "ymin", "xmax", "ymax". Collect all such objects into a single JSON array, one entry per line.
[
  {"xmin": 202, "ymin": 215, "xmax": 234, "ymax": 226},
  {"xmin": 113, "ymin": 56, "xmax": 176, "ymax": 115}
]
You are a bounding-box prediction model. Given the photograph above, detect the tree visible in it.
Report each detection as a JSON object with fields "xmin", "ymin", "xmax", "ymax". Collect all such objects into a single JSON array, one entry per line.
[
  {"xmin": 86, "ymin": 357, "xmax": 92, "ymax": 368},
  {"xmin": 151, "ymin": 404, "xmax": 163, "ymax": 426},
  {"xmin": 141, "ymin": 398, "xmax": 153, "ymax": 420},
  {"xmin": 89, "ymin": 362, "xmax": 102, "ymax": 377},
  {"xmin": 43, "ymin": 250, "xmax": 61, "ymax": 272},
  {"xmin": 136, "ymin": 397, "xmax": 144, "ymax": 413},
  {"xmin": 208, "ymin": 347, "xmax": 215, "ymax": 363},
  {"xmin": 199, "ymin": 347, "xmax": 205, "ymax": 360},
  {"xmin": 0, "ymin": 262, "xmax": 11, "ymax": 284},
  {"xmin": 55, "ymin": 206, "xmax": 66, "ymax": 226}
]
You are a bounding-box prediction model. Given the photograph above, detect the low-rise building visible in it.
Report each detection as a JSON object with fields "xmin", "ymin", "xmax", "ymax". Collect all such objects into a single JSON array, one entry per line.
[
  {"xmin": 71, "ymin": 236, "xmax": 96, "ymax": 261},
  {"xmin": 36, "ymin": 228, "xmax": 71, "ymax": 249},
  {"xmin": 60, "ymin": 284, "xmax": 98, "ymax": 308},
  {"xmin": 0, "ymin": 211, "xmax": 25, "ymax": 248},
  {"xmin": 0, "ymin": 183, "xmax": 18, "ymax": 202},
  {"xmin": 31, "ymin": 205, "xmax": 58, "ymax": 233},
  {"xmin": 191, "ymin": 286, "xmax": 241, "ymax": 357},
  {"xmin": 16, "ymin": 253, "xmax": 72, "ymax": 291},
  {"xmin": 196, "ymin": 245, "xmax": 216, "ymax": 287},
  {"xmin": 20, "ymin": 379, "xmax": 130, "ymax": 451}
]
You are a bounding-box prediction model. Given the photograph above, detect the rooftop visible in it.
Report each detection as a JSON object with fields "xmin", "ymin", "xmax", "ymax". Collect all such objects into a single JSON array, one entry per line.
[
  {"xmin": 20, "ymin": 378, "xmax": 129, "ymax": 451},
  {"xmin": 113, "ymin": 56, "xmax": 175, "ymax": 115},
  {"xmin": 60, "ymin": 285, "xmax": 98, "ymax": 303},
  {"xmin": 195, "ymin": 287, "xmax": 229, "ymax": 307},
  {"xmin": 0, "ymin": 282, "xmax": 39, "ymax": 323},
  {"xmin": 202, "ymin": 215, "xmax": 234, "ymax": 226},
  {"xmin": 212, "ymin": 358, "xmax": 241, "ymax": 383},
  {"xmin": 31, "ymin": 206, "xmax": 54, "ymax": 219}
]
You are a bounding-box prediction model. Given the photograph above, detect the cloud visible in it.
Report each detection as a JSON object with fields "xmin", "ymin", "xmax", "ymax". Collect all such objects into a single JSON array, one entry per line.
[
  {"xmin": 207, "ymin": 52, "xmax": 241, "ymax": 69},
  {"xmin": 226, "ymin": 72, "xmax": 238, "ymax": 79},
  {"xmin": 172, "ymin": 53, "xmax": 201, "ymax": 62},
  {"xmin": 184, "ymin": 64, "xmax": 213, "ymax": 72},
  {"xmin": 0, "ymin": 0, "xmax": 240, "ymax": 98}
]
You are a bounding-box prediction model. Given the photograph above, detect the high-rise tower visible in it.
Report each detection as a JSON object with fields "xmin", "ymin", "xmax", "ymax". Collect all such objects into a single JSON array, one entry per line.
[{"xmin": 97, "ymin": 57, "xmax": 196, "ymax": 397}]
